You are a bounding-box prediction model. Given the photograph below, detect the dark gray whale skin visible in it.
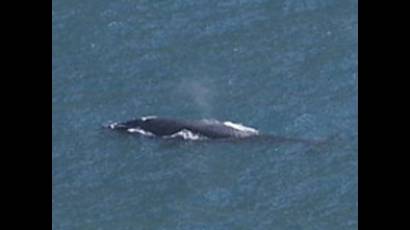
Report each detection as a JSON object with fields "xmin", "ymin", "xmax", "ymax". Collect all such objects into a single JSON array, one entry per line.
[
  {"xmin": 105, "ymin": 116, "xmax": 331, "ymax": 145},
  {"xmin": 106, "ymin": 117, "xmax": 259, "ymax": 139}
]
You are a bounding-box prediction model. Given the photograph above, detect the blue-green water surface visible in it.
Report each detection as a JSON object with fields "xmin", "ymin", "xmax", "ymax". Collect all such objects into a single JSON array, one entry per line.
[{"xmin": 52, "ymin": 0, "xmax": 357, "ymax": 229}]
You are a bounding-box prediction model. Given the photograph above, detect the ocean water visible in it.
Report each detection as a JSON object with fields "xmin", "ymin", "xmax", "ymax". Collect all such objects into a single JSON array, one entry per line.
[{"xmin": 52, "ymin": 0, "xmax": 358, "ymax": 229}]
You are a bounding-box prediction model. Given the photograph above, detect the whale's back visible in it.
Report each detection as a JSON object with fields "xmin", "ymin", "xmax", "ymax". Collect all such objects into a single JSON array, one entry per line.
[{"xmin": 107, "ymin": 117, "xmax": 260, "ymax": 139}]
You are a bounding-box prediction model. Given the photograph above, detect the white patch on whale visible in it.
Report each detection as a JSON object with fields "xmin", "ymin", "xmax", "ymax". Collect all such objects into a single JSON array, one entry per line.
[
  {"xmin": 141, "ymin": 115, "xmax": 157, "ymax": 121},
  {"xmin": 200, "ymin": 119, "xmax": 220, "ymax": 124},
  {"xmin": 223, "ymin": 121, "xmax": 259, "ymax": 134},
  {"xmin": 165, "ymin": 129, "xmax": 207, "ymax": 140},
  {"xmin": 127, "ymin": 127, "xmax": 154, "ymax": 136}
]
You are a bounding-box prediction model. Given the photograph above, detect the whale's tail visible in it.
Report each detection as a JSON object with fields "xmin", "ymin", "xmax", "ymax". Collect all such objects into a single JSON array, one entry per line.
[{"xmin": 255, "ymin": 133, "xmax": 340, "ymax": 146}]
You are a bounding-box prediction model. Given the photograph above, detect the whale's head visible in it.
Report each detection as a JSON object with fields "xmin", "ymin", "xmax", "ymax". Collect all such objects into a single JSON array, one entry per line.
[{"xmin": 105, "ymin": 116, "xmax": 158, "ymax": 131}]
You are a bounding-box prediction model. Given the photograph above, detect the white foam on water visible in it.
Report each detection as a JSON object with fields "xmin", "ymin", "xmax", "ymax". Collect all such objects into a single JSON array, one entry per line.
[{"xmin": 108, "ymin": 122, "xmax": 118, "ymax": 129}]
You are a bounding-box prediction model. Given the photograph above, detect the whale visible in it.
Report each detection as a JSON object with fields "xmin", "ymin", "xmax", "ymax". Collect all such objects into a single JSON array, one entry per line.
[
  {"xmin": 104, "ymin": 115, "xmax": 332, "ymax": 145},
  {"xmin": 105, "ymin": 116, "xmax": 260, "ymax": 140}
]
